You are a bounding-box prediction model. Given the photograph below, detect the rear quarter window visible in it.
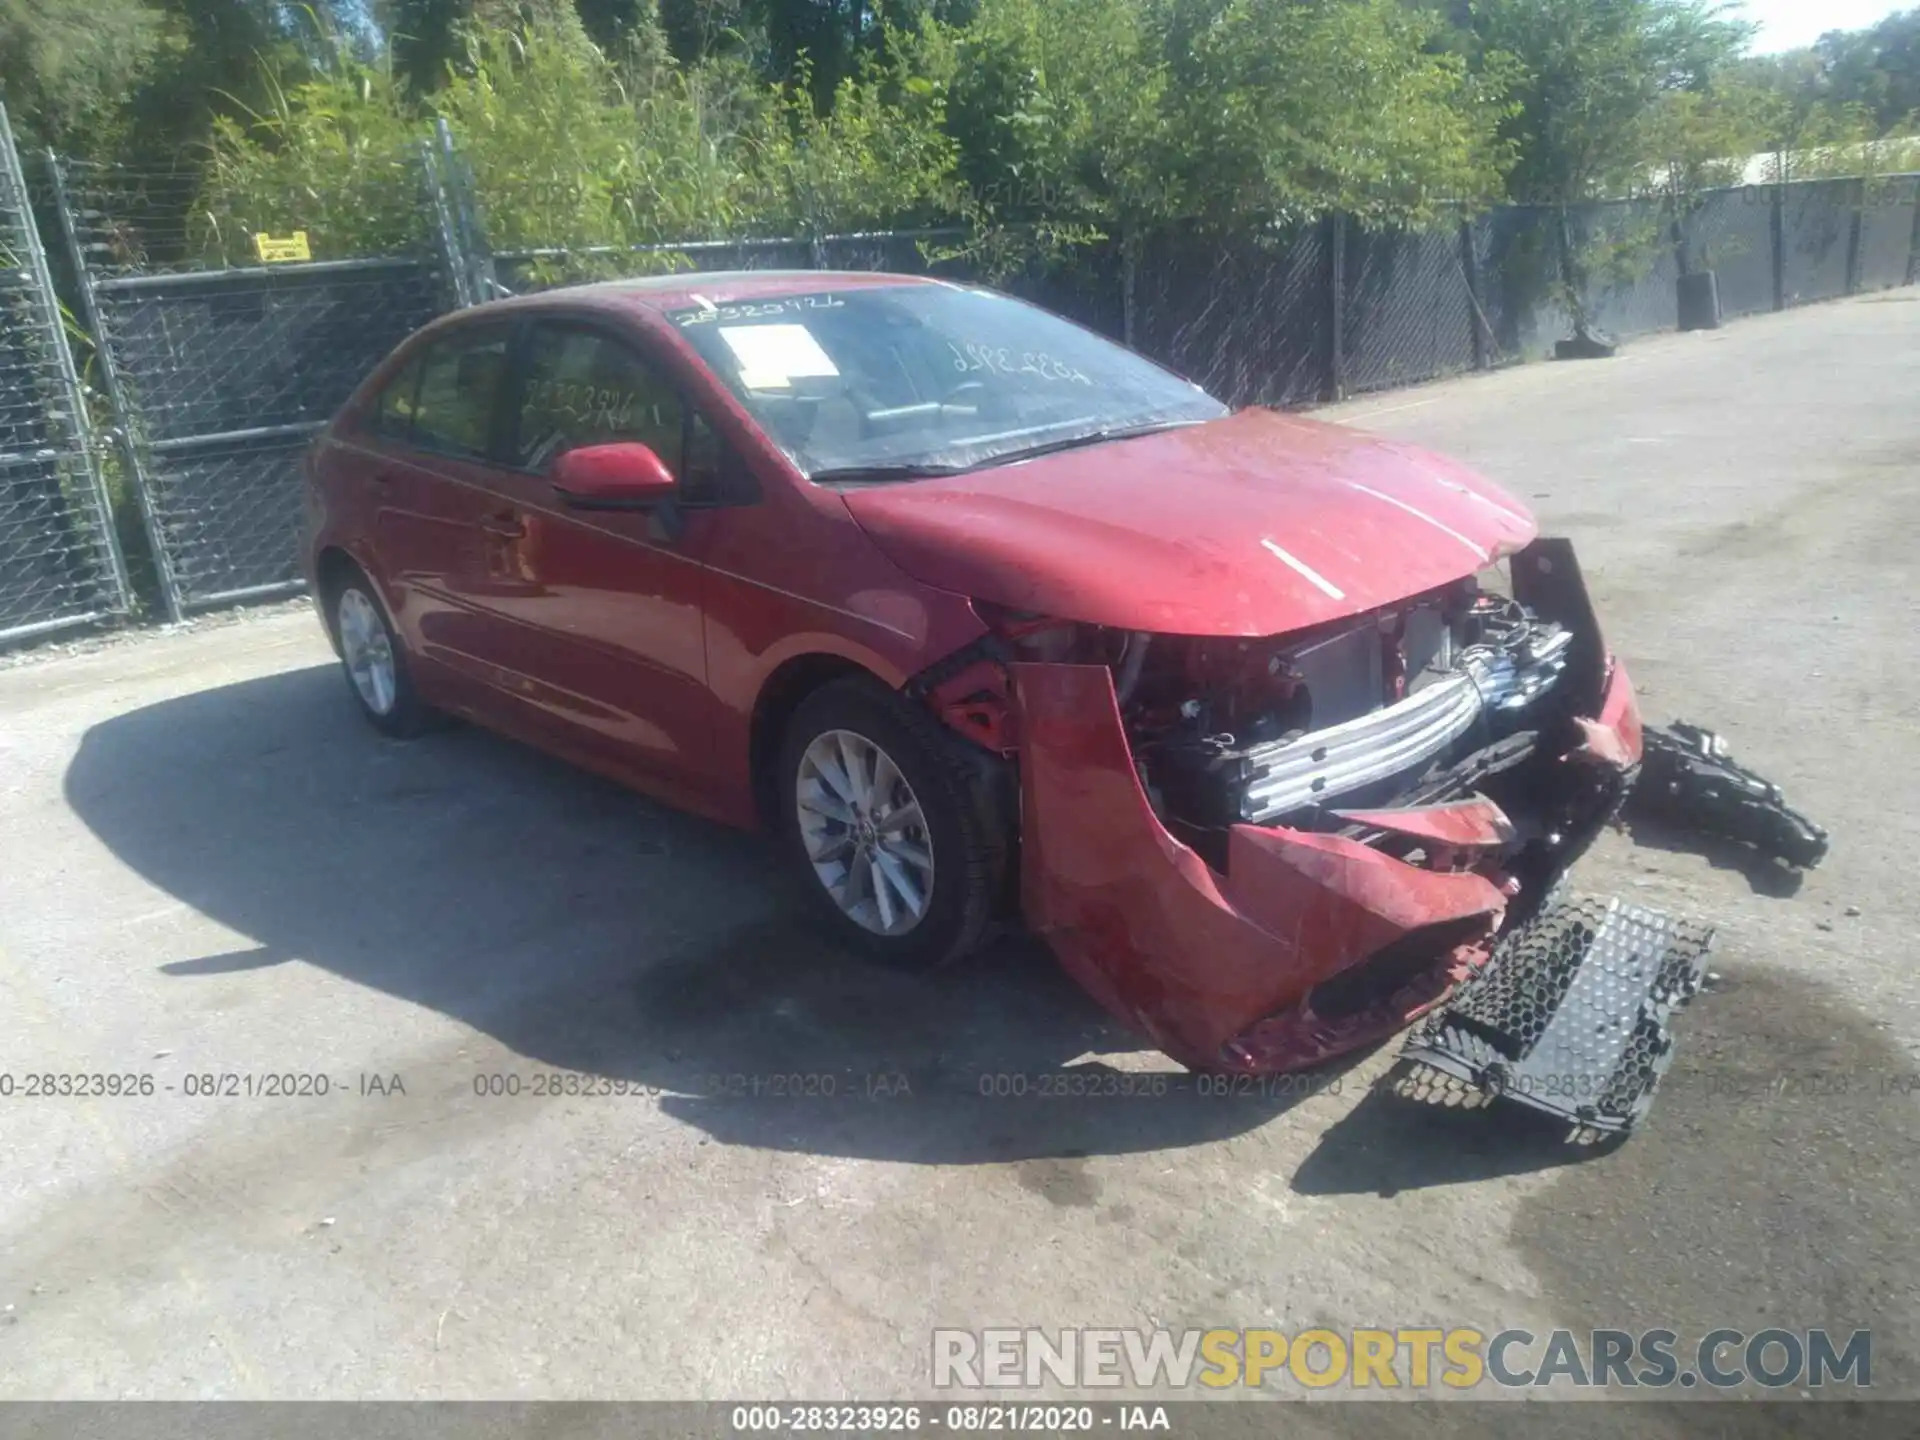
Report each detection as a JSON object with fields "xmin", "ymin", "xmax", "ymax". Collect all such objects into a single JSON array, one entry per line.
[
  {"xmin": 370, "ymin": 356, "xmax": 422, "ymax": 439},
  {"xmin": 413, "ymin": 331, "xmax": 511, "ymax": 459}
]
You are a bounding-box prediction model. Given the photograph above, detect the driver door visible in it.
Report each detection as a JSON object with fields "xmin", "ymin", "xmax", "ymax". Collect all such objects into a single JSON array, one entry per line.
[{"xmin": 451, "ymin": 320, "xmax": 728, "ymax": 799}]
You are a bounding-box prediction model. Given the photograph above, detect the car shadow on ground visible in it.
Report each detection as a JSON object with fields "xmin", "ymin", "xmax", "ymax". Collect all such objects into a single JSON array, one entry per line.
[{"xmin": 66, "ymin": 664, "xmax": 1315, "ymax": 1164}]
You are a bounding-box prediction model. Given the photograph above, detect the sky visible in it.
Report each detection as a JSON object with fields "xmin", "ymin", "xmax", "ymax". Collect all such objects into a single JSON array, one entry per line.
[{"xmin": 1735, "ymin": 0, "xmax": 1910, "ymax": 52}]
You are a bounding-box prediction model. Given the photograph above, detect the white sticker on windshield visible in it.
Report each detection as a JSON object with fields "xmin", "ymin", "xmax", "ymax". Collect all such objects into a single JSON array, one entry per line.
[{"xmin": 718, "ymin": 324, "xmax": 840, "ymax": 386}]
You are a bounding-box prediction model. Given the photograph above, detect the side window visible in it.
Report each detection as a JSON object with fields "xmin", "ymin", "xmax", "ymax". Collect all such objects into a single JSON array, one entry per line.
[
  {"xmin": 682, "ymin": 409, "xmax": 755, "ymax": 506},
  {"xmin": 517, "ymin": 326, "xmax": 683, "ymax": 474},
  {"xmin": 412, "ymin": 329, "xmax": 511, "ymax": 459},
  {"xmin": 372, "ymin": 356, "xmax": 422, "ymax": 439}
]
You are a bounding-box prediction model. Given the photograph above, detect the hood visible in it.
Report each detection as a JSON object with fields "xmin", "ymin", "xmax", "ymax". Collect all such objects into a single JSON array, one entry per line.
[{"xmin": 842, "ymin": 407, "xmax": 1537, "ymax": 636}]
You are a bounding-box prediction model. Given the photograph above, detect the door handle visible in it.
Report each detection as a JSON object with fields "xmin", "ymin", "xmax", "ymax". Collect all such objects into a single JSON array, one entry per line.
[{"xmin": 479, "ymin": 512, "xmax": 526, "ymax": 540}]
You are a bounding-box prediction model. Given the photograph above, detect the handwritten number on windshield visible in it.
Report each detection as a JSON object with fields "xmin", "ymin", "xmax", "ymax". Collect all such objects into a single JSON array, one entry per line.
[
  {"xmin": 675, "ymin": 295, "xmax": 847, "ymax": 327},
  {"xmin": 947, "ymin": 342, "xmax": 1092, "ymax": 386}
]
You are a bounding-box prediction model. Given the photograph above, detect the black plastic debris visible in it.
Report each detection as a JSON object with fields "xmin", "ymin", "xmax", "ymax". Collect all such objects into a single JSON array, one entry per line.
[
  {"xmin": 1628, "ymin": 721, "xmax": 1830, "ymax": 869},
  {"xmin": 1393, "ymin": 894, "xmax": 1716, "ymax": 1141}
]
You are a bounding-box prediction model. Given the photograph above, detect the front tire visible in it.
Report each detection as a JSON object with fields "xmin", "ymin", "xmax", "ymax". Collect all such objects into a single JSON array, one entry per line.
[
  {"xmin": 778, "ymin": 677, "xmax": 1007, "ymax": 968},
  {"xmin": 330, "ymin": 567, "xmax": 434, "ymax": 738}
]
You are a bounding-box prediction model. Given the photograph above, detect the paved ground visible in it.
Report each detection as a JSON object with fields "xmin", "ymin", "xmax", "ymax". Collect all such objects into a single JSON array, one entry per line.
[{"xmin": 1, "ymin": 292, "xmax": 1916, "ymax": 1422}]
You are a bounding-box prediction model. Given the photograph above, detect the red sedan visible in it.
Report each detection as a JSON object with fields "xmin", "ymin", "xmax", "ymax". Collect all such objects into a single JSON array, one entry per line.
[{"xmin": 302, "ymin": 271, "xmax": 1641, "ymax": 1076}]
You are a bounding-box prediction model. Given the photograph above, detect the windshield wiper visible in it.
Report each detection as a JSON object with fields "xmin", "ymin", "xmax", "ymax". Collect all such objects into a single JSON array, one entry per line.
[
  {"xmin": 973, "ymin": 418, "xmax": 1207, "ymax": 470},
  {"xmin": 808, "ymin": 463, "xmax": 967, "ymax": 487},
  {"xmin": 808, "ymin": 418, "xmax": 1207, "ymax": 487}
]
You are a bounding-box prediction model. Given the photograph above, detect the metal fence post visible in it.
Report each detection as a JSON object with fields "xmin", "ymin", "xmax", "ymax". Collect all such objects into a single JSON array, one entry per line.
[
  {"xmin": 1669, "ymin": 169, "xmax": 1690, "ymax": 280},
  {"xmin": 1909, "ymin": 181, "xmax": 1920, "ymax": 285},
  {"xmin": 1121, "ymin": 225, "xmax": 1138, "ymax": 350},
  {"xmin": 0, "ymin": 120, "xmax": 135, "ymax": 619},
  {"xmin": 422, "ymin": 136, "xmax": 474, "ymax": 310},
  {"xmin": 1844, "ymin": 177, "xmax": 1865, "ymax": 295},
  {"xmin": 435, "ymin": 118, "xmax": 495, "ymax": 303},
  {"xmin": 1459, "ymin": 218, "xmax": 1488, "ymax": 371},
  {"xmin": 1770, "ymin": 161, "xmax": 1786, "ymax": 311},
  {"xmin": 45, "ymin": 150, "xmax": 182, "ymax": 622},
  {"xmin": 1327, "ymin": 212, "xmax": 1346, "ymax": 401}
]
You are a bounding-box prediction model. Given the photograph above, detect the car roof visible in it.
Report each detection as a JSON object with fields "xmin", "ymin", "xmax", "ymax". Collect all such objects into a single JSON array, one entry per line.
[{"xmin": 477, "ymin": 269, "xmax": 949, "ymax": 318}]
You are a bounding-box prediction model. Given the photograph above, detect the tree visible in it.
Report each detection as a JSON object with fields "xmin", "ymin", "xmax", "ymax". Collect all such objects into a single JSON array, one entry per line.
[
  {"xmin": 912, "ymin": 0, "xmax": 1509, "ymax": 243},
  {"xmin": 0, "ymin": 0, "xmax": 170, "ymax": 154},
  {"xmin": 1155, "ymin": 0, "xmax": 1511, "ymax": 227},
  {"xmin": 575, "ymin": 0, "xmax": 652, "ymax": 50},
  {"xmin": 749, "ymin": 49, "xmax": 959, "ymax": 231},
  {"xmin": 1813, "ymin": 8, "xmax": 1920, "ymax": 133},
  {"xmin": 910, "ymin": 0, "xmax": 1166, "ymax": 230},
  {"xmin": 656, "ymin": 0, "xmax": 759, "ymax": 65},
  {"xmin": 382, "ymin": 0, "xmax": 579, "ymax": 93},
  {"xmin": 1640, "ymin": 78, "xmax": 1771, "ymax": 196},
  {"xmin": 1458, "ymin": 0, "xmax": 1750, "ymax": 341},
  {"xmin": 1729, "ymin": 9, "xmax": 1920, "ymax": 168},
  {"xmin": 0, "ymin": 0, "xmax": 376, "ymax": 162},
  {"xmin": 1465, "ymin": 0, "xmax": 1752, "ymax": 204}
]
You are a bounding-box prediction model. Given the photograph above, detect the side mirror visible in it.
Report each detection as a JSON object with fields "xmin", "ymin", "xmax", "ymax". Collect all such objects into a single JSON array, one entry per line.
[{"xmin": 551, "ymin": 442, "xmax": 677, "ymax": 510}]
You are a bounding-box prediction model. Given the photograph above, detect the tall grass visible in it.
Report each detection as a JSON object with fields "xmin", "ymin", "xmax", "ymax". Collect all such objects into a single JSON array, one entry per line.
[{"xmin": 195, "ymin": 15, "xmax": 961, "ymax": 266}]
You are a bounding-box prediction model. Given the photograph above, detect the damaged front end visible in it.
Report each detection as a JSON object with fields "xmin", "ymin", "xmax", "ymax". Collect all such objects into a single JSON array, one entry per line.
[{"xmin": 998, "ymin": 537, "xmax": 1670, "ymax": 1095}]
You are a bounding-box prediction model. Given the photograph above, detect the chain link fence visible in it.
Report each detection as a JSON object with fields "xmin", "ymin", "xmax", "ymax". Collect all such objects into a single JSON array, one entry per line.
[
  {"xmin": 1781, "ymin": 177, "xmax": 1856, "ymax": 306},
  {"xmin": 0, "ymin": 105, "xmax": 131, "ymax": 644},
  {"xmin": 1130, "ymin": 222, "xmax": 1328, "ymax": 408},
  {"xmin": 488, "ymin": 225, "xmax": 1128, "ymax": 339},
  {"xmin": 1565, "ymin": 197, "xmax": 1683, "ymax": 340},
  {"xmin": 1471, "ymin": 206, "xmax": 1576, "ymax": 363},
  {"xmin": 0, "ymin": 135, "xmax": 1913, "ymax": 644},
  {"xmin": 1342, "ymin": 223, "xmax": 1479, "ymax": 394},
  {"xmin": 49, "ymin": 149, "xmax": 459, "ymax": 619},
  {"xmin": 1684, "ymin": 187, "xmax": 1778, "ymax": 320},
  {"xmin": 1858, "ymin": 176, "xmax": 1920, "ymax": 290}
]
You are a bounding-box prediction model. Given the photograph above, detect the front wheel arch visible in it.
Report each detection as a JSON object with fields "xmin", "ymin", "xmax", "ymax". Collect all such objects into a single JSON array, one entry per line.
[
  {"xmin": 749, "ymin": 653, "xmax": 875, "ymax": 829},
  {"xmin": 775, "ymin": 673, "xmax": 1016, "ymax": 967}
]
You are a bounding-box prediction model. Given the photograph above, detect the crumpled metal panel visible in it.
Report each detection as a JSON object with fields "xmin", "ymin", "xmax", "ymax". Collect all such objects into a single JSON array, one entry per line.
[
  {"xmin": 1396, "ymin": 894, "xmax": 1716, "ymax": 1138},
  {"xmin": 1011, "ymin": 660, "xmax": 1508, "ymax": 1073},
  {"xmin": 1331, "ymin": 795, "xmax": 1517, "ymax": 850}
]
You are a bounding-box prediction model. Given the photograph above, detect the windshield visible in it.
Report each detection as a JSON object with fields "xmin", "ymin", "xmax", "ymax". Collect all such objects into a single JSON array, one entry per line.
[{"xmin": 667, "ymin": 284, "xmax": 1227, "ymax": 480}]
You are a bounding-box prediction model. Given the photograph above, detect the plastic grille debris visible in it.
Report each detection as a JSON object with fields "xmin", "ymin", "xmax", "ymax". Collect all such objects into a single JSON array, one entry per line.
[
  {"xmin": 1629, "ymin": 721, "xmax": 1830, "ymax": 869},
  {"xmin": 1395, "ymin": 894, "xmax": 1715, "ymax": 1139}
]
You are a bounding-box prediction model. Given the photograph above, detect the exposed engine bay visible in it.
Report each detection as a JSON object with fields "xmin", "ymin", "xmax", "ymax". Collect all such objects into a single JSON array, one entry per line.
[
  {"xmin": 928, "ymin": 537, "xmax": 1827, "ymax": 1141},
  {"xmin": 1123, "ymin": 574, "xmax": 1578, "ymax": 835},
  {"xmin": 977, "ymin": 541, "xmax": 1623, "ymax": 905}
]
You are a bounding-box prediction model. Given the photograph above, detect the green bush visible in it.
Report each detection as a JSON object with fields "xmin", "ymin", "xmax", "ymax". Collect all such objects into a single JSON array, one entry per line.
[
  {"xmin": 190, "ymin": 0, "xmax": 1520, "ymax": 268},
  {"xmin": 196, "ymin": 43, "xmax": 426, "ymax": 263}
]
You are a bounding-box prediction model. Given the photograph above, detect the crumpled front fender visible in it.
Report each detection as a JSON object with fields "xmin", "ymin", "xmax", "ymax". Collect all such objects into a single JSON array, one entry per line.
[{"xmin": 1012, "ymin": 662, "xmax": 1508, "ymax": 1073}]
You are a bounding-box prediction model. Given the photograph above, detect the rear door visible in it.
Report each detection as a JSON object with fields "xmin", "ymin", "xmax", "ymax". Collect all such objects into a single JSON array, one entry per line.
[{"xmin": 357, "ymin": 322, "xmax": 518, "ymax": 685}]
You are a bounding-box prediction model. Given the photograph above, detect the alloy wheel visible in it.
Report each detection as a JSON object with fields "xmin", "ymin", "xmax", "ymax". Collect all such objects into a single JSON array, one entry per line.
[
  {"xmin": 337, "ymin": 587, "xmax": 398, "ymax": 717},
  {"xmin": 795, "ymin": 729, "xmax": 936, "ymax": 936}
]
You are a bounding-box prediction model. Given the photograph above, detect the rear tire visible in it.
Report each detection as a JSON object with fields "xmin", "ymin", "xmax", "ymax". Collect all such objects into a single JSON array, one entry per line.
[
  {"xmin": 329, "ymin": 565, "xmax": 435, "ymax": 739},
  {"xmin": 778, "ymin": 676, "xmax": 1007, "ymax": 969}
]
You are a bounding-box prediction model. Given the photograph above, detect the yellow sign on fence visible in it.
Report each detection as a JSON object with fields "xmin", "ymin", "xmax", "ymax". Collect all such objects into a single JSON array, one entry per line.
[{"xmin": 252, "ymin": 231, "xmax": 312, "ymax": 263}]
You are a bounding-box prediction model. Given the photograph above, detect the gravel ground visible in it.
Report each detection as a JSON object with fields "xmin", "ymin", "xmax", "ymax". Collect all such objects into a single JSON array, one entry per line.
[{"xmin": 0, "ymin": 292, "xmax": 1916, "ymax": 1428}]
